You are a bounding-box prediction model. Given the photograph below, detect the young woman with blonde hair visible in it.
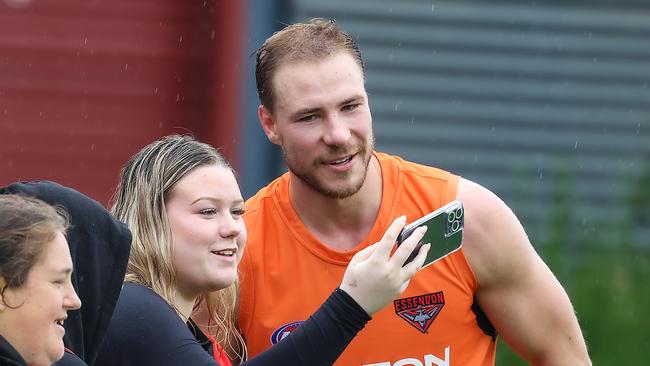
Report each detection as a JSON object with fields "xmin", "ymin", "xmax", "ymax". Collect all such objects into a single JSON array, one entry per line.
[{"xmin": 95, "ymin": 135, "xmax": 430, "ymax": 365}]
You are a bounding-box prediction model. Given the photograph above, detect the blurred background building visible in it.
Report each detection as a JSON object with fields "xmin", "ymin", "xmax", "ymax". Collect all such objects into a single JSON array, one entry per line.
[{"xmin": 1, "ymin": 0, "xmax": 649, "ymax": 364}]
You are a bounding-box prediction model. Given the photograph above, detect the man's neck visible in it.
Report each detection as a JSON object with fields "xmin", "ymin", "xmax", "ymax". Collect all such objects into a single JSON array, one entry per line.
[{"xmin": 289, "ymin": 155, "xmax": 383, "ymax": 251}]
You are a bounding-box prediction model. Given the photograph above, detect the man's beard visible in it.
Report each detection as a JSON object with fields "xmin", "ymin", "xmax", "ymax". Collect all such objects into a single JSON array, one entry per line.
[{"xmin": 282, "ymin": 137, "xmax": 374, "ymax": 200}]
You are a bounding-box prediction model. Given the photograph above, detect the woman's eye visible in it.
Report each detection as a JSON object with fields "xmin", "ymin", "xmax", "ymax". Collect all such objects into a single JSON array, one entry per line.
[
  {"xmin": 200, "ymin": 208, "xmax": 218, "ymax": 216},
  {"xmin": 231, "ymin": 208, "xmax": 245, "ymax": 217}
]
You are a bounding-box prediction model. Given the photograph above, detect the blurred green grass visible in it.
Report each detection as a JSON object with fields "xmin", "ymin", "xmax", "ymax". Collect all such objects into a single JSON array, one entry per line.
[
  {"xmin": 496, "ymin": 159, "xmax": 650, "ymax": 364},
  {"xmin": 497, "ymin": 245, "xmax": 650, "ymax": 365}
]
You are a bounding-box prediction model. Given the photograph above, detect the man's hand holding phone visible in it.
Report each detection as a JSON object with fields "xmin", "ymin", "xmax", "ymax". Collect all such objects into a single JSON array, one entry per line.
[{"xmin": 339, "ymin": 216, "xmax": 431, "ymax": 315}]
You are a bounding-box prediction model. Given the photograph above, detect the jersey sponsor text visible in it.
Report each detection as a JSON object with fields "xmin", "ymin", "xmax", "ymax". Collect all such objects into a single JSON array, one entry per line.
[{"xmin": 362, "ymin": 346, "xmax": 450, "ymax": 366}]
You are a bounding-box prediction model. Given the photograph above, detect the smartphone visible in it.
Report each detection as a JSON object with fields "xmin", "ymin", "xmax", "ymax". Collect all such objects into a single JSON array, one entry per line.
[{"xmin": 396, "ymin": 200, "xmax": 464, "ymax": 268}]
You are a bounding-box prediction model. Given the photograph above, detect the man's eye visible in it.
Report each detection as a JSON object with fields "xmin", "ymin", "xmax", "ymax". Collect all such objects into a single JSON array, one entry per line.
[
  {"xmin": 342, "ymin": 103, "xmax": 359, "ymax": 112},
  {"xmin": 298, "ymin": 114, "xmax": 317, "ymax": 122}
]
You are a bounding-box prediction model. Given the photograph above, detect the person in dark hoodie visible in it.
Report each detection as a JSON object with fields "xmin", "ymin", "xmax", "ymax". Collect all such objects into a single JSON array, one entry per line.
[
  {"xmin": 0, "ymin": 194, "xmax": 81, "ymax": 366},
  {"xmin": 0, "ymin": 181, "xmax": 132, "ymax": 366}
]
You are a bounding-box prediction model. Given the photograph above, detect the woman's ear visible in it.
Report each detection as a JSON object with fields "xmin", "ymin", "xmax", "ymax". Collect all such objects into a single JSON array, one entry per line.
[{"xmin": 0, "ymin": 277, "xmax": 6, "ymax": 311}]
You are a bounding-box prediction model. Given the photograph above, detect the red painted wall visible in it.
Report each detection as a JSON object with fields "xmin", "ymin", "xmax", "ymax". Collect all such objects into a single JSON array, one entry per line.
[{"xmin": 0, "ymin": 0, "xmax": 245, "ymax": 206}]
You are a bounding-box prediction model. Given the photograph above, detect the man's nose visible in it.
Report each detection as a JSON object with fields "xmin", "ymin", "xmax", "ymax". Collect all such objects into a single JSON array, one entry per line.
[{"xmin": 322, "ymin": 113, "xmax": 351, "ymax": 146}]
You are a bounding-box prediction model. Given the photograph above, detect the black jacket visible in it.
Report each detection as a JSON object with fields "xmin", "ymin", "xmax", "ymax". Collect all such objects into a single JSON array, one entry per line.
[
  {"xmin": 0, "ymin": 181, "xmax": 132, "ymax": 366},
  {"xmin": 0, "ymin": 335, "xmax": 26, "ymax": 366},
  {"xmin": 96, "ymin": 283, "xmax": 371, "ymax": 366}
]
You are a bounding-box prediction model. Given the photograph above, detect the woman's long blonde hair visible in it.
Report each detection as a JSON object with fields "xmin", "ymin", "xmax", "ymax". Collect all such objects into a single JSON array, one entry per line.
[{"xmin": 110, "ymin": 134, "xmax": 246, "ymax": 361}]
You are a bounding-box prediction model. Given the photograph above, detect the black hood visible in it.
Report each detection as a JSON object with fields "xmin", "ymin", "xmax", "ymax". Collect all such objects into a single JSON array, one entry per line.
[
  {"xmin": 0, "ymin": 334, "xmax": 26, "ymax": 365},
  {"xmin": 0, "ymin": 181, "xmax": 131, "ymax": 365}
]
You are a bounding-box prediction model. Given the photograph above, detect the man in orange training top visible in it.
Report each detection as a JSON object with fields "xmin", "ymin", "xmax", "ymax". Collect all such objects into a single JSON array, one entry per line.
[{"xmin": 238, "ymin": 18, "xmax": 591, "ymax": 366}]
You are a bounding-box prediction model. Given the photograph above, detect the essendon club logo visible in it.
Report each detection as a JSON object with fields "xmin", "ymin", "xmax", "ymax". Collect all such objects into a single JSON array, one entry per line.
[
  {"xmin": 270, "ymin": 321, "xmax": 304, "ymax": 345},
  {"xmin": 394, "ymin": 291, "xmax": 445, "ymax": 333}
]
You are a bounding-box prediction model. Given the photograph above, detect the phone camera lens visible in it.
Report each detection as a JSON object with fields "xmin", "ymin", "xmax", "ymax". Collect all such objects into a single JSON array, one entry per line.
[{"xmin": 451, "ymin": 220, "xmax": 460, "ymax": 232}]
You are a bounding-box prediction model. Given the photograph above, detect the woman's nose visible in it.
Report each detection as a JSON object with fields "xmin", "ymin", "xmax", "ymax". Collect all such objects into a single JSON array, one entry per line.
[
  {"xmin": 220, "ymin": 216, "xmax": 243, "ymax": 239},
  {"xmin": 65, "ymin": 282, "xmax": 82, "ymax": 310}
]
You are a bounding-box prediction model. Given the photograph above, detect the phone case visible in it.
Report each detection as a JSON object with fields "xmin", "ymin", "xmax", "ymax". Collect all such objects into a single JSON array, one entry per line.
[{"xmin": 396, "ymin": 200, "xmax": 464, "ymax": 268}]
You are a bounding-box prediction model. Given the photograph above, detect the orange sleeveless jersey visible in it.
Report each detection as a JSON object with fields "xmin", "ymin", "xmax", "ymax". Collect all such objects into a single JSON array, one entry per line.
[{"xmin": 239, "ymin": 152, "xmax": 496, "ymax": 365}]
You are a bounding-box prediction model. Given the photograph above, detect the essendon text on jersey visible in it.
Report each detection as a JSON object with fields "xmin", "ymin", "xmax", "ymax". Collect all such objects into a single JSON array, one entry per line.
[{"xmin": 394, "ymin": 291, "xmax": 445, "ymax": 333}]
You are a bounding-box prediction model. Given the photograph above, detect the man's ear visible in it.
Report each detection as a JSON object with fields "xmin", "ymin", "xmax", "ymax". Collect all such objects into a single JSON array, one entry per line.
[{"xmin": 258, "ymin": 105, "xmax": 281, "ymax": 145}]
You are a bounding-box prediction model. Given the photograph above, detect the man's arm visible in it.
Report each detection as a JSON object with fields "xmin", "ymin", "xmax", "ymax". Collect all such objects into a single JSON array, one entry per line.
[{"xmin": 458, "ymin": 178, "xmax": 591, "ymax": 365}]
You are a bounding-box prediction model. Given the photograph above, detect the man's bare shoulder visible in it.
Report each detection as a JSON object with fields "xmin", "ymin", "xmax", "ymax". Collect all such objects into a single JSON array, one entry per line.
[
  {"xmin": 456, "ymin": 181, "xmax": 591, "ymax": 364},
  {"xmin": 456, "ymin": 178, "xmax": 534, "ymax": 287}
]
